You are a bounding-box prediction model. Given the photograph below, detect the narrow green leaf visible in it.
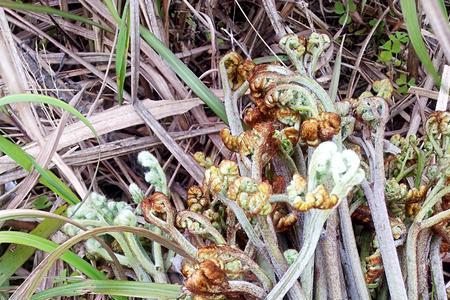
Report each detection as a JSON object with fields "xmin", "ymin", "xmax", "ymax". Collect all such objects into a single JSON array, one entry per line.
[
  {"xmin": 0, "ymin": 135, "xmax": 79, "ymax": 205},
  {"xmin": 400, "ymin": 0, "xmax": 441, "ymax": 84},
  {"xmin": 0, "ymin": 232, "xmax": 126, "ymax": 300},
  {"xmin": 32, "ymin": 195, "xmax": 52, "ymax": 209},
  {"xmin": 104, "ymin": 1, "xmax": 228, "ymax": 121},
  {"xmin": 0, "ymin": 1, "xmax": 112, "ymax": 32},
  {"xmin": 103, "ymin": 0, "xmax": 120, "ymax": 20},
  {"xmin": 0, "ymin": 94, "xmax": 96, "ymax": 136},
  {"xmin": 438, "ymin": 0, "xmax": 448, "ymax": 17},
  {"xmin": 32, "ymin": 280, "xmax": 181, "ymax": 299},
  {"xmin": 253, "ymin": 55, "xmax": 289, "ymax": 65},
  {"xmin": 0, "ymin": 206, "xmax": 66, "ymax": 287},
  {"xmin": 329, "ymin": 36, "xmax": 344, "ymax": 101},
  {"xmin": 0, "ymin": 93, "xmax": 99, "ymax": 204},
  {"xmin": 115, "ymin": 2, "xmax": 130, "ymax": 104},
  {"xmin": 0, "ymin": 232, "xmax": 102, "ymax": 279},
  {"xmin": 139, "ymin": 27, "xmax": 228, "ymax": 123}
]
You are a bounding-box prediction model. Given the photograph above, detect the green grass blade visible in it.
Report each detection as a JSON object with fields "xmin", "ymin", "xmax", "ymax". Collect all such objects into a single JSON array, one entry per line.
[
  {"xmin": 105, "ymin": 0, "xmax": 227, "ymax": 123},
  {"xmin": 115, "ymin": 1, "xmax": 130, "ymax": 104},
  {"xmin": 438, "ymin": 0, "xmax": 448, "ymax": 17},
  {"xmin": 329, "ymin": 36, "xmax": 344, "ymax": 101},
  {"xmin": 103, "ymin": 0, "xmax": 120, "ymax": 20},
  {"xmin": 0, "ymin": 134, "xmax": 79, "ymax": 205},
  {"xmin": 0, "ymin": 206, "xmax": 66, "ymax": 287},
  {"xmin": 0, "ymin": 232, "xmax": 126, "ymax": 300},
  {"xmin": 400, "ymin": 0, "xmax": 441, "ymax": 84},
  {"xmin": 0, "ymin": 1, "xmax": 112, "ymax": 32},
  {"xmin": 0, "ymin": 93, "xmax": 99, "ymax": 204},
  {"xmin": 0, "ymin": 94, "xmax": 97, "ymax": 136},
  {"xmin": 0, "ymin": 232, "xmax": 106, "ymax": 281},
  {"xmin": 139, "ymin": 27, "xmax": 228, "ymax": 123},
  {"xmin": 31, "ymin": 280, "xmax": 181, "ymax": 300},
  {"xmin": 253, "ymin": 55, "xmax": 289, "ymax": 65}
]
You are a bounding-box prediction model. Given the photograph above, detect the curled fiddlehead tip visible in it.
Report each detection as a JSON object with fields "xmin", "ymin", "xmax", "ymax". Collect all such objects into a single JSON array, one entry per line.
[
  {"xmin": 237, "ymin": 59, "xmax": 256, "ymax": 85},
  {"xmin": 220, "ymin": 128, "xmax": 240, "ymax": 153},
  {"xmin": 305, "ymin": 33, "xmax": 331, "ymax": 75},
  {"xmin": 187, "ymin": 185, "xmax": 210, "ymax": 213},
  {"xmin": 273, "ymin": 209, "xmax": 298, "ymax": 232},
  {"xmin": 283, "ymin": 249, "xmax": 299, "ymax": 266},
  {"xmin": 137, "ymin": 150, "xmax": 159, "ymax": 168},
  {"xmin": 274, "ymin": 107, "xmax": 301, "ymax": 126},
  {"xmin": 128, "ymin": 183, "xmax": 145, "ymax": 204},
  {"xmin": 221, "ymin": 52, "xmax": 255, "ymax": 90},
  {"xmin": 184, "ymin": 259, "xmax": 230, "ymax": 295},
  {"xmin": 385, "ymin": 178, "xmax": 408, "ymax": 202},
  {"xmin": 248, "ymin": 65, "xmax": 287, "ymax": 101},
  {"xmin": 406, "ymin": 185, "xmax": 428, "ymax": 203},
  {"xmin": 365, "ymin": 250, "xmax": 383, "ymax": 286},
  {"xmin": 202, "ymin": 208, "xmax": 224, "ymax": 231},
  {"xmin": 355, "ymin": 96, "xmax": 388, "ymax": 128},
  {"xmin": 137, "ymin": 151, "xmax": 168, "ymax": 194},
  {"xmin": 426, "ymin": 112, "xmax": 450, "ymax": 150},
  {"xmin": 300, "ymin": 112, "xmax": 341, "ymax": 146},
  {"xmin": 203, "ymin": 160, "xmax": 239, "ymax": 195},
  {"xmin": 141, "ymin": 192, "xmax": 175, "ymax": 227},
  {"xmin": 220, "ymin": 122, "xmax": 279, "ymax": 164},
  {"xmin": 113, "ymin": 209, "xmax": 137, "ymax": 226},
  {"xmin": 193, "ymin": 152, "xmax": 214, "ymax": 169},
  {"xmin": 365, "ymin": 217, "xmax": 406, "ymax": 287},
  {"xmin": 279, "ymin": 34, "xmax": 306, "ymax": 58},
  {"xmin": 308, "ymin": 185, "xmax": 339, "ymax": 209},
  {"xmin": 300, "ymin": 118, "xmax": 320, "ymax": 146},
  {"xmin": 274, "ymin": 127, "xmax": 300, "ymax": 153},
  {"xmin": 197, "ymin": 245, "xmax": 245, "ymax": 280},
  {"xmin": 306, "ymin": 32, "xmax": 331, "ymax": 55},
  {"xmin": 434, "ymin": 112, "xmax": 450, "ymax": 134},
  {"xmin": 389, "ymin": 217, "xmax": 407, "ymax": 240},
  {"xmin": 227, "ymin": 177, "xmax": 273, "ymax": 216},
  {"xmin": 63, "ymin": 192, "xmax": 136, "ymax": 235},
  {"xmin": 183, "ymin": 245, "xmax": 249, "ymax": 297},
  {"xmin": 308, "ymin": 141, "xmax": 365, "ymax": 199},
  {"xmin": 287, "ymin": 180, "xmax": 338, "ymax": 212},
  {"xmin": 287, "ymin": 174, "xmax": 307, "ymax": 196},
  {"xmin": 243, "ymin": 106, "xmax": 268, "ymax": 127}
]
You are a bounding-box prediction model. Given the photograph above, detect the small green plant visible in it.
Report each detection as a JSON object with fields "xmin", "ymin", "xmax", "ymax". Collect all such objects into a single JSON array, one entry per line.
[
  {"xmin": 32, "ymin": 196, "xmax": 52, "ymax": 210},
  {"xmin": 334, "ymin": 0, "xmax": 356, "ymax": 25},
  {"xmin": 395, "ymin": 74, "xmax": 416, "ymax": 94},
  {"xmin": 379, "ymin": 32, "xmax": 409, "ymax": 66}
]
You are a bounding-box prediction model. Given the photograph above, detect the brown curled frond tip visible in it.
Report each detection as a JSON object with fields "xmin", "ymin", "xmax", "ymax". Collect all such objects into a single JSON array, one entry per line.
[
  {"xmin": 187, "ymin": 185, "xmax": 210, "ymax": 213},
  {"xmin": 141, "ymin": 192, "xmax": 172, "ymax": 223},
  {"xmin": 220, "ymin": 128, "xmax": 240, "ymax": 153},
  {"xmin": 300, "ymin": 112, "xmax": 341, "ymax": 146},
  {"xmin": 184, "ymin": 260, "xmax": 229, "ymax": 295},
  {"xmin": 365, "ymin": 251, "xmax": 383, "ymax": 285},
  {"xmin": 273, "ymin": 209, "xmax": 298, "ymax": 232}
]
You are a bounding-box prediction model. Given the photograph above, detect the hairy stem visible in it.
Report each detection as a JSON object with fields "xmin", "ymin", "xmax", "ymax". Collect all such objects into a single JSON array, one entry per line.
[
  {"xmin": 362, "ymin": 98, "xmax": 407, "ymax": 300},
  {"xmin": 338, "ymin": 199, "xmax": 370, "ymax": 299},
  {"xmin": 430, "ymin": 237, "xmax": 447, "ymax": 300}
]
